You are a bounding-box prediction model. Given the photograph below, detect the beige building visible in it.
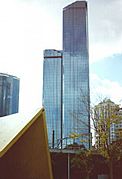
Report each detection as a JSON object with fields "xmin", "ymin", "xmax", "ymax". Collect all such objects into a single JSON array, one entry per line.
[{"xmin": 94, "ymin": 99, "xmax": 122, "ymax": 147}]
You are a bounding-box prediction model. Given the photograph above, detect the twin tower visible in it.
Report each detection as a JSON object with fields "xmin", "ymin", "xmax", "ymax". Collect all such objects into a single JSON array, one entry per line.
[{"xmin": 43, "ymin": 1, "xmax": 90, "ymax": 149}]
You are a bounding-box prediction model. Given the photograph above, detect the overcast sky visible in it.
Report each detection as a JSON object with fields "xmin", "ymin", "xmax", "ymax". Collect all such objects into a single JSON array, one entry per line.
[{"xmin": 0, "ymin": 0, "xmax": 122, "ymax": 112}]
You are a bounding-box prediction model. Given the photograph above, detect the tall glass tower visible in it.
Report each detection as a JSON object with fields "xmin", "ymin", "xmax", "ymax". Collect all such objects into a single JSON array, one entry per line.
[
  {"xmin": 63, "ymin": 1, "xmax": 90, "ymax": 148},
  {"xmin": 43, "ymin": 1, "xmax": 90, "ymax": 148},
  {"xmin": 43, "ymin": 50, "xmax": 63, "ymax": 147},
  {"xmin": 0, "ymin": 73, "xmax": 20, "ymax": 117}
]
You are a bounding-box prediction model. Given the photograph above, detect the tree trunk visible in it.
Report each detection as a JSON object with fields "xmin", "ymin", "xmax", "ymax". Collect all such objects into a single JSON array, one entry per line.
[
  {"xmin": 109, "ymin": 160, "xmax": 113, "ymax": 179},
  {"xmin": 86, "ymin": 174, "xmax": 90, "ymax": 179}
]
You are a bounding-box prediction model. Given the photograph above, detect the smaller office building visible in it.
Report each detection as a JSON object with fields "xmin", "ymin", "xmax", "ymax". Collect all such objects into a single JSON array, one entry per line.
[
  {"xmin": 43, "ymin": 50, "xmax": 63, "ymax": 148},
  {"xmin": 0, "ymin": 73, "xmax": 20, "ymax": 117}
]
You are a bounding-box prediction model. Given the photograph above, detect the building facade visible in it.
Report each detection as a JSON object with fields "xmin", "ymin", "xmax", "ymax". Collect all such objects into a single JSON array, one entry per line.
[
  {"xmin": 43, "ymin": 1, "xmax": 90, "ymax": 149},
  {"xmin": 63, "ymin": 1, "xmax": 90, "ymax": 148},
  {"xmin": 43, "ymin": 50, "xmax": 63, "ymax": 147},
  {"xmin": 94, "ymin": 99, "xmax": 122, "ymax": 146},
  {"xmin": 110, "ymin": 108, "xmax": 122, "ymax": 142},
  {"xmin": 0, "ymin": 73, "xmax": 20, "ymax": 117}
]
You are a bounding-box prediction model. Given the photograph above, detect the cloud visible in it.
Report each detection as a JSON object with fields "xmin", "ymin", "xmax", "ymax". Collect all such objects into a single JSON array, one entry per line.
[
  {"xmin": 0, "ymin": 1, "xmax": 44, "ymax": 112},
  {"xmin": 90, "ymin": 73, "xmax": 122, "ymax": 106},
  {"xmin": 0, "ymin": 0, "xmax": 121, "ymax": 111},
  {"xmin": 17, "ymin": 0, "xmax": 122, "ymax": 63},
  {"xmin": 88, "ymin": 0, "xmax": 122, "ymax": 62},
  {"xmin": 0, "ymin": 0, "xmax": 63, "ymax": 112},
  {"xmin": 2, "ymin": 0, "xmax": 121, "ymax": 64}
]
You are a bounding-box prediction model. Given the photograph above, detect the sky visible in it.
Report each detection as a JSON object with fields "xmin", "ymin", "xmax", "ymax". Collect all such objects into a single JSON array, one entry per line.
[{"xmin": 0, "ymin": 0, "xmax": 122, "ymax": 112}]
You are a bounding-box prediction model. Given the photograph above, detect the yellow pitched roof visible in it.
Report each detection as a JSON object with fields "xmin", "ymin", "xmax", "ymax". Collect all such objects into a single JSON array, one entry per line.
[{"xmin": 0, "ymin": 108, "xmax": 43, "ymax": 157}]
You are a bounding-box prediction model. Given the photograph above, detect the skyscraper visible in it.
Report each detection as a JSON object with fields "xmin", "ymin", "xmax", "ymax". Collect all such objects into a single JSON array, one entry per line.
[
  {"xmin": 0, "ymin": 73, "xmax": 20, "ymax": 117},
  {"xmin": 63, "ymin": 1, "xmax": 90, "ymax": 148},
  {"xmin": 43, "ymin": 1, "xmax": 90, "ymax": 148},
  {"xmin": 43, "ymin": 50, "xmax": 63, "ymax": 147}
]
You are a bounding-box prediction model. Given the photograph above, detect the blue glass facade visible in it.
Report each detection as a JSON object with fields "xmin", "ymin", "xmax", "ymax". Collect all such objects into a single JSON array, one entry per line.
[
  {"xmin": 0, "ymin": 73, "xmax": 20, "ymax": 117},
  {"xmin": 43, "ymin": 50, "xmax": 63, "ymax": 147},
  {"xmin": 43, "ymin": 1, "xmax": 90, "ymax": 148},
  {"xmin": 63, "ymin": 1, "xmax": 90, "ymax": 148}
]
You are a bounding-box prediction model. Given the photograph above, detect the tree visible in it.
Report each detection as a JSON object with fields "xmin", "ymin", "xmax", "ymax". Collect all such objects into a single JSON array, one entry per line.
[
  {"xmin": 71, "ymin": 96, "xmax": 122, "ymax": 179},
  {"xmin": 71, "ymin": 150, "xmax": 94, "ymax": 179},
  {"xmin": 70, "ymin": 89, "xmax": 91, "ymax": 149},
  {"xmin": 92, "ymin": 99, "xmax": 122, "ymax": 179},
  {"xmin": 71, "ymin": 149, "xmax": 107, "ymax": 179}
]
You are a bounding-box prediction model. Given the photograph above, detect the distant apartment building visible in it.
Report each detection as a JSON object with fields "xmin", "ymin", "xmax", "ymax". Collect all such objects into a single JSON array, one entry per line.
[
  {"xmin": 94, "ymin": 99, "xmax": 122, "ymax": 145},
  {"xmin": 0, "ymin": 73, "xmax": 20, "ymax": 117},
  {"xmin": 43, "ymin": 1, "xmax": 90, "ymax": 149},
  {"xmin": 110, "ymin": 108, "xmax": 122, "ymax": 141}
]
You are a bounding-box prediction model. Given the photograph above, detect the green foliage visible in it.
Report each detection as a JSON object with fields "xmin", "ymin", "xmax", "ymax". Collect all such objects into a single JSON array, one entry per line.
[
  {"xmin": 93, "ymin": 99, "xmax": 122, "ymax": 179},
  {"xmin": 93, "ymin": 99, "xmax": 122, "ymax": 159},
  {"xmin": 71, "ymin": 96, "xmax": 122, "ymax": 179},
  {"xmin": 71, "ymin": 149, "xmax": 107, "ymax": 178},
  {"xmin": 109, "ymin": 139, "xmax": 122, "ymax": 161}
]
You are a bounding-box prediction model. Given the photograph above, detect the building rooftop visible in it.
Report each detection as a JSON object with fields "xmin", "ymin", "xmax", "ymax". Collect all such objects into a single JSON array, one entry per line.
[
  {"xmin": 0, "ymin": 73, "xmax": 19, "ymax": 80},
  {"xmin": 63, "ymin": 1, "xmax": 87, "ymax": 11},
  {"xmin": 44, "ymin": 49, "xmax": 63, "ymax": 58}
]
